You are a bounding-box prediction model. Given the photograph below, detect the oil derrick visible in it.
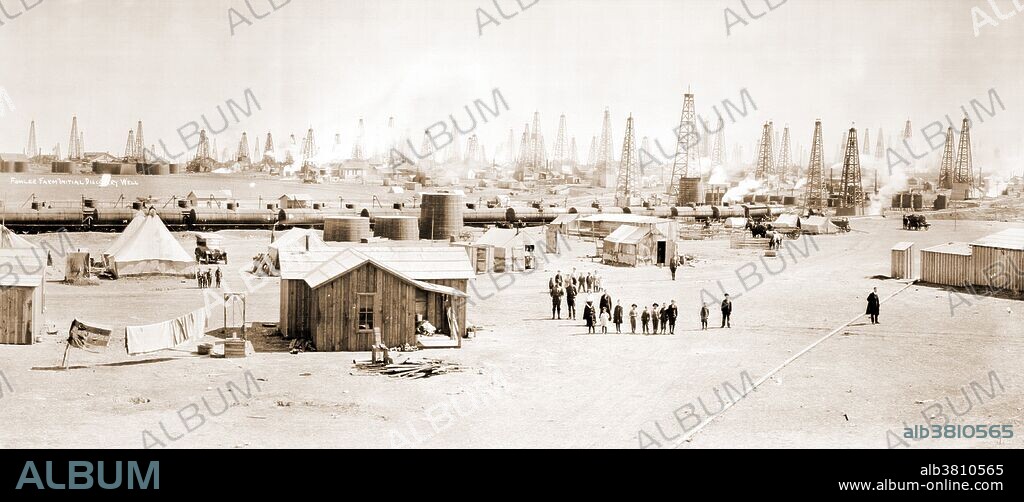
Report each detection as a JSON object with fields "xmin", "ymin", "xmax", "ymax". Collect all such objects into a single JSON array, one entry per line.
[
  {"xmin": 191, "ymin": 129, "xmax": 211, "ymax": 170},
  {"xmin": 123, "ymin": 130, "xmax": 136, "ymax": 161},
  {"xmin": 862, "ymin": 129, "xmax": 870, "ymax": 156},
  {"xmin": 263, "ymin": 132, "xmax": 275, "ymax": 162},
  {"xmin": 514, "ymin": 123, "xmax": 532, "ymax": 178},
  {"xmin": 53, "ymin": 143, "xmax": 61, "ymax": 160},
  {"xmin": 551, "ymin": 114, "xmax": 567, "ymax": 169},
  {"xmin": 351, "ymin": 119, "xmax": 365, "ymax": 160},
  {"xmin": 301, "ymin": 127, "xmax": 316, "ymax": 162},
  {"xmin": 465, "ymin": 134, "xmax": 479, "ymax": 164},
  {"xmin": 568, "ymin": 137, "xmax": 578, "ymax": 170},
  {"xmin": 777, "ymin": 124, "xmax": 792, "ymax": 181},
  {"xmin": 700, "ymin": 130, "xmax": 711, "ymax": 159},
  {"xmin": 667, "ymin": 94, "xmax": 696, "ymax": 195},
  {"xmin": 834, "ymin": 130, "xmax": 847, "ymax": 165},
  {"xmin": 595, "ymin": 108, "xmax": 615, "ymax": 188},
  {"xmin": 448, "ymin": 126, "xmax": 463, "ymax": 164},
  {"xmin": 253, "ymin": 137, "xmax": 261, "ymax": 164},
  {"xmin": 902, "ymin": 119, "xmax": 913, "ymax": 141},
  {"xmin": 938, "ymin": 126, "xmax": 955, "ymax": 190},
  {"xmin": 505, "ymin": 128, "xmax": 516, "ymax": 166},
  {"xmin": 953, "ymin": 118, "xmax": 973, "ymax": 186},
  {"xmin": 615, "ymin": 114, "xmax": 639, "ymax": 201},
  {"xmin": 237, "ymin": 132, "xmax": 250, "ymax": 161},
  {"xmin": 134, "ymin": 121, "xmax": 146, "ymax": 162},
  {"xmin": 419, "ymin": 131, "xmax": 436, "ymax": 166},
  {"xmin": 79, "ymin": 131, "xmax": 84, "ymax": 157},
  {"xmin": 68, "ymin": 116, "xmax": 83, "ymax": 161},
  {"xmin": 803, "ymin": 119, "xmax": 826, "ymax": 211},
  {"xmin": 712, "ymin": 128, "xmax": 725, "ymax": 167},
  {"xmin": 528, "ymin": 111, "xmax": 546, "ymax": 174},
  {"xmin": 26, "ymin": 121, "xmax": 38, "ymax": 158},
  {"xmin": 285, "ymin": 134, "xmax": 296, "ymax": 164},
  {"xmin": 211, "ymin": 137, "xmax": 220, "ymax": 162},
  {"xmin": 639, "ymin": 136, "xmax": 653, "ymax": 175},
  {"xmin": 586, "ymin": 136, "xmax": 597, "ymax": 167},
  {"xmin": 875, "ymin": 128, "xmax": 885, "ymax": 160},
  {"xmin": 754, "ymin": 121, "xmax": 775, "ymax": 180},
  {"xmin": 838, "ymin": 126, "xmax": 864, "ymax": 209}
]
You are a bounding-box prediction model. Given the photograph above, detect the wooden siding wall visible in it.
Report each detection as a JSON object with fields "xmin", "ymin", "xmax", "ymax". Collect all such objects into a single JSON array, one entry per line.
[
  {"xmin": 279, "ymin": 279, "xmax": 311, "ymax": 339},
  {"xmin": 0, "ymin": 286, "xmax": 35, "ymax": 345},
  {"xmin": 891, "ymin": 246, "xmax": 914, "ymax": 279},
  {"xmin": 972, "ymin": 247, "xmax": 1024, "ymax": 292},
  {"xmin": 920, "ymin": 250, "xmax": 973, "ymax": 287},
  {"xmin": 308, "ymin": 263, "xmax": 469, "ymax": 352}
]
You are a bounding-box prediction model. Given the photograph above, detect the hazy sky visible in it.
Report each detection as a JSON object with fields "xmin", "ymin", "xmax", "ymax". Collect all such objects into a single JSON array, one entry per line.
[{"xmin": 0, "ymin": 0, "xmax": 1020, "ymax": 171}]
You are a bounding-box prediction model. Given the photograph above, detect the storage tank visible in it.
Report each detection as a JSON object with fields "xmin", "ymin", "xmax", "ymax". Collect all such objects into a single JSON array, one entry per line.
[
  {"xmin": 912, "ymin": 193, "xmax": 923, "ymax": 211},
  {"xmin": 373, "ymin": 215, "xmax": 419, "ymax": 240},
  {"xmin": 118, "ymin": 163, "xmax": 137, "ymax": 175},
  {"xmin": 419, "ymin": 193, "xmax": 464, "ymax": 240},
  {"xmin": 933, "ymin": 194, "xmax": 948, "ymax": 210},
  {"xmin": 51, "ymin": 161, "xmax": 73, "ymax": 174},
  {"xmin": 13, "ymin": 161, "xmax": 28, "ymax": 173},
  {"xmin": 324, "ymin": 216, "xmax": 371, "ymax": 242},
  {"xmin": 782, "ymin": 196, "xmax": 797, "ymax": 206},
  {"xmin": 0, "ymin": 161, "xmax": 13, "ymax": 173},
  {"xmin": 169, "ymin": 163, "xmax": 183, "ymax": 174}
]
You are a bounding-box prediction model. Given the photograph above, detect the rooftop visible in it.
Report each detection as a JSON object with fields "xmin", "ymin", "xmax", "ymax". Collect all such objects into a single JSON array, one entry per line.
[{"xmin": 971, "ymin": 228, "xmax": 1024, "ymax": 251}]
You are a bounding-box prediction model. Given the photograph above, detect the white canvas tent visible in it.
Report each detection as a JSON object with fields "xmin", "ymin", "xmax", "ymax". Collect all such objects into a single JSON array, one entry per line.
[
  {"xmin": 103, "ymin": 210, "xmax": 195, "ymax": 277},
  {"xmin": 1, "ymin": 225, "xmax": 69, "ymax": 281},
  {"xmin": 771, "ymin": 214, "xmax": 801, "ymax": 230},
  {"xmin": 802, "ymin": 215, "xmax": 839, "ymax": 234},
  {"xmin": 723, "ymin": 217, "xmax": 747, "ymax": 229},
  {"xmin": 0, "ymin": 225, "xmax": 34, "ymax": 248}
]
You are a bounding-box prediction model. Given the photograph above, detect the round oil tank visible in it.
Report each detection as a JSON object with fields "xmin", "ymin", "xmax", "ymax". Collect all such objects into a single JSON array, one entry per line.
[
  {"xmin": 13, "ymin": 161, "xmax": 28, "ymax": 173},
  {"xmin": 169, "ymin": 163, "xmax": 183, "ymax": 174},
  {"xmin": 118, "ymin": 163, "xmax": 137, "ymax": 175},
  {"xmin": 0, "ymin": 161, "xmax": 13, "ymax": 173},
  {"xmin": 912, "ymin": 193, "xmax": 923, "ymax": 210},
  {"xmin": 373, "ymin": 215, "xmax": 418, "ymax": 240},
  {"xmin": 933, "ymin": 194, "xmax": 948, "ymax": 210},
  {"xmin": 419, "ymin": 193, "xmax": 464, "ymax": 240},
  {"xmin": 51, "ymin": 161, "xmax": 73, "ymax": 173},
  {"xmin": 782, "ymin": 196, "xmax": 797, "ymax": 206},
  {"xmin": 324, "ymin": 216, "xmax": 371, "ymax": 242}
]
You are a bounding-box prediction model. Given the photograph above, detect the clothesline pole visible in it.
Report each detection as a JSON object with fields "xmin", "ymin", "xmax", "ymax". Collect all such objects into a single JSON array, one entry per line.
[{"xmin": 60, "ymin": 341, "xmax": 71, "ymax": 369}]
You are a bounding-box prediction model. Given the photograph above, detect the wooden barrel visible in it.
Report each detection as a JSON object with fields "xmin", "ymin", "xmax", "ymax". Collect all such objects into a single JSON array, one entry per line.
[
  {"xmin": 419, "ymin": 193, "xmax": 464, "ymax": 240},
  {"xmin": 324, "ymin": 216, "xmax": 371, "ymax": 242},
  {"xmin": 373, "ymin": 215, "xmax": 418, "ymax": 240}
]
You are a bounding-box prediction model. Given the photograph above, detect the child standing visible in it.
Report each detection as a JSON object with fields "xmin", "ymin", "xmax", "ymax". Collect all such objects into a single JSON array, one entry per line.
[
  {"xmin": 700, "ymin": 302, "xmax": 709, "ymax": 330},
  {"xmin": 599, "ymin": 307, "xmax": 610, "ymax": 334}
]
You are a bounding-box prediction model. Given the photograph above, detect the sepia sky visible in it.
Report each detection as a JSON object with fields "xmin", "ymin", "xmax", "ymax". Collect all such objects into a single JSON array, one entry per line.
[{"xmin": 0, "ymin": 0, "xmax": 1021, "ymax": 172}]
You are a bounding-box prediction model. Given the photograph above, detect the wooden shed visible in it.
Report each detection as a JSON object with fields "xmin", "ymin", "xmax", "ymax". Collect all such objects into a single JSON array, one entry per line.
[
  {"xmin": 920, "ymin": 242, "xmax": 974, "ymax": 287},
  {"xmin": 0, "ymin": 249, "xmax": 46, "ymax": 345},
  {"xmin": 280, "ymin": 247, "xmax": 474, "ymax": 351},
  {"xmin": 471, "ymin": 227, "xmax": 538, "ymax": 273},
  {"xmin": 969, "ymin": 228, "xmax": 1024, "ymax": 292},
  {"xmin": 602, "ymin": 225, "xmax": 676, "ymax": 267},
  {"xmin": 890, "ymin": 242, "xmax": 914, "ymax": 280}
]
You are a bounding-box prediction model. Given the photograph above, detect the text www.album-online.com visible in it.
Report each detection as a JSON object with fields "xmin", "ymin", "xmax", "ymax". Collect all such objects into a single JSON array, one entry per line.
[{"xmin": 837, "ymin": 480, "xmax": 1004, "ymax": 492}]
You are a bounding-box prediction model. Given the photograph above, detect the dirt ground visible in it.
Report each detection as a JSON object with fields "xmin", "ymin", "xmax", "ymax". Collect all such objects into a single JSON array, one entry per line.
[{"xmin": 0, "ymin": 196, "xmax": 1021, "ymax": 448}]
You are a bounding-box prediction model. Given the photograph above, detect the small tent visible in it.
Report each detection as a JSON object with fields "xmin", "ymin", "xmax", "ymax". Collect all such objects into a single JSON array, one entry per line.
[
  {"xmin": 103, "ymin": 210, "xmax": 195, "ymax": 277},
  {"xmin": 723, "ymin": 217, "xmax": 747, "ymax": 229},
  {"xmin": 0, "ymin": 225, "xmax": 34, "ymax": 249},
  {"xmin": 802, "ymin": 215, "xmax": 839, "ymax": 235},
  {"xmin": 771, "ymin": 214, "xmax": 801, "ymax": 230},
  {"xmin": 1, "ymin": 225, "xmax": 69, "ymax": 281}
]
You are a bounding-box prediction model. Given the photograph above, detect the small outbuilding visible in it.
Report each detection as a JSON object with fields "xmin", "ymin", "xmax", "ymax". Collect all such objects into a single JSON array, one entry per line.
[
  {"xmin": 602, "ymin": 224, "xmax": 677, "ymax": 267},
  {"xmin": 970, "ymin": 228, "xmax": 1024, "ymax": 292},
  {"xmin": 0, "ymin": 249, "xmax": 45, "ymax": 345},
  {"xmin": 469, "ymin": 227, "xmax": 538, "ymax": 273}
]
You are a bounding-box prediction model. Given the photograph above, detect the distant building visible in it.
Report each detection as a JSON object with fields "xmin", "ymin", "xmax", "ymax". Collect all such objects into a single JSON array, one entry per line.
[{"xmin": 278, "ymin": 193, "xmax": 313, "ymax": 209}]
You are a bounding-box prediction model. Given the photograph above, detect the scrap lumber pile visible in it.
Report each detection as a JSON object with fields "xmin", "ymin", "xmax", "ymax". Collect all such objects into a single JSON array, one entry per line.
[{"xmin": 353, "ymin": 357, "xmax": 463, "ymax": 379}]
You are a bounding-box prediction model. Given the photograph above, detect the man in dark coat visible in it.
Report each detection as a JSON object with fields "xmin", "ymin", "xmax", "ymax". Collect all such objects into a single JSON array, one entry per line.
[
  {"xmin": 215, "ymin": 267, "xmax": 222, "ymax": 289},
  {"xmin": 599, "ymin": 292, "xmax": 613, "ymax": 316},
  {"xmin": 659, "ymin": 304, "xmax": 669, "ymax": 334},
  {"xmin": 565, "ymin": 282, "xmax": 578, "ymax": 320},
  {"xmin": 651, "ymin": 303, "xmax": 660, "ymax": 333},
  {"xmin": 721, "ymin": 294, "xmax": 732, "ymax": 328},
  {"xmin": 669, "ymin": 256, "xmax": 678, "ymax": 280},
  {"xmin": 613, "ymin": 301, "xmax": 624, "ymax": 334},
  {"xmin": 667, "ymin": 300, "xmax": 678, "ymax": 334},
  {"xmin": 641, "ymin": 306, "xmax": 651, "ymax": 334},
  {"xmin": 866, "ymin": 287, "xmax": 880, "ymax": 324},
  {"xmin": 550, "ymin": 285, "xmax": 563, "ymax": 319},
  {"xmin": 583, "ymin": 300, "xmax": 597, "ymax": 334}
]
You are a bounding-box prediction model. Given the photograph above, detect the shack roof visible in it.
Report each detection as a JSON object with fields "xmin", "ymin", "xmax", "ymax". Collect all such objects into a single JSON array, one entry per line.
[
  {"xmin": 301, "ymin": 248, "xmax": 468, "ymax": 296},
  {"xmin": 279, "ymin": 246, "xmax": 474, "ymax": 281},
  {"xmin": 577, "ymin": 214, "xmax": 665, "ymax": 224},
  {"xmin": 0, "ymin": 249, "xmax": 46, "ymax": 287},
  {"xmin": 922, "ymin": 242, "xmax": 973, "ymax": 256},
  {"xmin": 473, "ymin": 227, "xmax": 525, "ymax": 248},
  {"xmin": 970, "ymin": 228, "xmax": 1024, "ymax": 251},
  {"xmin": 604, "ymin": 225, "xmax": 651, "ymax": 245}
]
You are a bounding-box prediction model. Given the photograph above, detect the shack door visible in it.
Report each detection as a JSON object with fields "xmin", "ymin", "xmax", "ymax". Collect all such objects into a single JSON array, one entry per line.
[{"xmin": 656, "ymin": 241, "xmax": 667, "ymax": 265}]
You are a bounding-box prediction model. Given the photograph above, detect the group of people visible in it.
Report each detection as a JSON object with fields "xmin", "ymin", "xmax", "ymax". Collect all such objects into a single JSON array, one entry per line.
[
  {"xmin": 547, "ymin": 268, "xmax": 738, "ymax": 334},
  {"xmin": 197, "ymin": 267, "xmax": 222, "ymax": 289}
]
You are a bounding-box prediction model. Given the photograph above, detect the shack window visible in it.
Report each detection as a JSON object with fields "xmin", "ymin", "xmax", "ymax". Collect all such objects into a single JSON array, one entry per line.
[{"xmin": 358, "ymin": 293, "xmax": 375, "ymax": 330}]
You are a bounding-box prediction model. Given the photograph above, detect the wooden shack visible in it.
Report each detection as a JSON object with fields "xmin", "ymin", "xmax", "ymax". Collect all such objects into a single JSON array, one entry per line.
[
  {"xmin": 280, "ymin": 247, "xmax": 474, "ymax": 351},
  {"xmin": 0, "ymin": 249, "xmax": 46, "ymax": 345},
  {"xmin": 890, "ymin": 242, "xmax": 914, "ymax": 280},
  {"xmin": 969, "ymin": 228, "xmax": 1024, "ymax": 292},
  {"xmin": 920, "ymin": 242, "xmax": 973, "ymax": 287},
  {"xmin": 602, "ymin": 224, "xmax": 676, "ymax": 267}
]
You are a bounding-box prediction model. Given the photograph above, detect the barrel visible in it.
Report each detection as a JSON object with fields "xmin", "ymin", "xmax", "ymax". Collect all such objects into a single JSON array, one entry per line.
[
  {"xmin": 419, "ymin": 193, "xmax": 464, "ymax": 240},
  {"xmin": 324, "ymin": 216, "xmax": 371, "ymax": 242},
  {"xmin": 373, "ymin": 215, "xmax": 418, "ymax": 241},
  {"xmin": 13, "ymin": 161, "xmax": 28, "ymax": 173}
]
